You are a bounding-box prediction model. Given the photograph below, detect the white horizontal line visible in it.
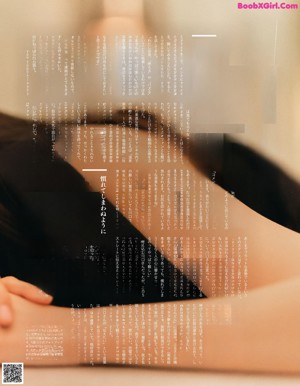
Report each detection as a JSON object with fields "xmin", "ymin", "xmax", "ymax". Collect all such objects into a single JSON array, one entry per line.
[
  {"xmin": 192, "ymin": 34, "xmax": 217, "ymax": 37},
  {"xmin": 82, "ymin": 169, "xmax": 108, "ymax": 172}
]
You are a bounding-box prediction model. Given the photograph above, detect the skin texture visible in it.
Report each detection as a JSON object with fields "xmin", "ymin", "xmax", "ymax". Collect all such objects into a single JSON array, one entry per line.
[
  {"xmin": 1, "ymin": 277, "xmax": 300, "ymax": 374},
  {"xmin": 0, "ymin": 277, "xmax": 52, "ymax": 327},
  {"xmin": 1, "ymin": 125, "xmax": 300, "ymax": 373},
  {"xmin": 69, "ymin": 126, "xmax": 300, "ymax": 296}
]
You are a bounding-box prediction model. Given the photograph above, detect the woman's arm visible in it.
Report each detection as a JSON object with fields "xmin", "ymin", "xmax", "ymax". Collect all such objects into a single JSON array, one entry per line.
[{"xmin": 2, "ymin": 276, "xmax": 300, "ymax": 374}]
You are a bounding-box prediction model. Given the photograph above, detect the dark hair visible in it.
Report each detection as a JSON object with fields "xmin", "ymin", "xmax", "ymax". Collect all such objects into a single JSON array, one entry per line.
[
  {"xmin": 0, "ymin": 113, "xmax": 30, "ymax": 241},
  {"xmin": 189, "ymin": 133, "xmax": 300, "ymax": 233},
  {"xmin": 0, "ymin": 111, "xmax": 204, "ymax": 305},
  {"xmin": 0, "ymin": 112, "xmax": 33, "ymax": 144},
  {"xmin": 0, "ymin": 110, "xmax": 299, "ymax": 307},
  {"xmin": 0, "ymin": 110, "xmax": 299, "ymax": 241}
]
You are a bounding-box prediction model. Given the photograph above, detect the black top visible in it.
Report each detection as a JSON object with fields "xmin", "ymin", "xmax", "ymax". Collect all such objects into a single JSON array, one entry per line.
[{"xmin": 0, "ymin": 139, "xmax": 203, "ymax": 307}]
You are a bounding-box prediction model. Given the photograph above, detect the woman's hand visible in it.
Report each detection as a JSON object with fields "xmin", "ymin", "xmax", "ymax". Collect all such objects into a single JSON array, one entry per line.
[
  {"xmin": 0, "ymin": 294, "xmax": 76, "ymax": 365},
  {"xmin": 0, "ymin": 276, "xmax": 53, "ymax": 327}
]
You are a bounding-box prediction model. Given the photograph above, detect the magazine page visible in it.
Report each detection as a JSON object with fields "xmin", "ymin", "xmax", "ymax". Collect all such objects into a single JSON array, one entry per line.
[{"xmin": 0, "ymin": 1, "xmax": 299, "ymax": 385}]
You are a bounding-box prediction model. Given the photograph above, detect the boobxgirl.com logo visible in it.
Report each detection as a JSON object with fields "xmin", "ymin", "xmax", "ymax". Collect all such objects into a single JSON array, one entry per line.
[{"xmin": 237, "ymin": 2, "xmax": 298, "ymax": 9}]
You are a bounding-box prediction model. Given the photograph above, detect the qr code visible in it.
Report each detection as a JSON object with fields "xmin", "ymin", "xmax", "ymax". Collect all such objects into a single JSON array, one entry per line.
[{"xmin": 1, "ymin": 363, "xmax": 24, "ymax": 384}]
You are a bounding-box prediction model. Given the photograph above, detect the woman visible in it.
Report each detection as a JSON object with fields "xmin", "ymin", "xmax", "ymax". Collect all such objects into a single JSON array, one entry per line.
[
  {"xmin": 0, "ymin": 111, "xmax": 300, "ymax": 373},
  {"xmin": 0, "ymin": 111, "xmax": 204, "ymax": 308}
]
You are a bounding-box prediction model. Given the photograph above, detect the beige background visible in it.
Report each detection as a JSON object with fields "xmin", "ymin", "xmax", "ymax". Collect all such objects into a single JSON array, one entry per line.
[{"xmin": 0, "ymin": 2, "xmax": 300, "ymax": 383}]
